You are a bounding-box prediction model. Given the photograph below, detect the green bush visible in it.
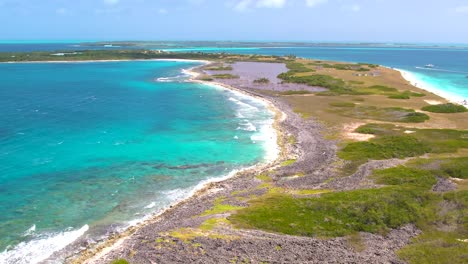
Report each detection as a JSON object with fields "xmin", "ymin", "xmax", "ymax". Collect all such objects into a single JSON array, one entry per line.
[
  {"xmin": 279, "ymin": 90, "xmax": 311, "ymax": 95},
  {"xmin": 231, "ymin": 187, "xmax": 436, "ymax": 237},
  {"xmin": 372, "ymin": 166, "xmax": 437, "ymax": 189},
  {"xmin": 329, "ymin": 102, "xmax": 356, "ymax": 107},
  {"xmin": 401, "ymin": 112, "xmax": 430, "ymax": 123},
  {"xmin": 111, "ymin": 259, "xmax": 129, "ymax": 264},
  {"xmin": 339, "ymin": 135, "xmax": 430, "ymax": 161},
  {"xmin": 211, "ymin": 74, "xmax": 239, "ymax": 79},
  {"xmin": 422, "ymin": 103, "xmax": 467, "ymax": 113},
  {"xmin": 253, "ymin": 78, "xmax": 270, "ymax": 84}
]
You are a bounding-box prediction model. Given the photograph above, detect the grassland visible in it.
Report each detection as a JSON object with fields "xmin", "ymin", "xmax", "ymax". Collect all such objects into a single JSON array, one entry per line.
[{"xmin": 224, "ymin": 58, "xmax": 468, "ymax": 263}]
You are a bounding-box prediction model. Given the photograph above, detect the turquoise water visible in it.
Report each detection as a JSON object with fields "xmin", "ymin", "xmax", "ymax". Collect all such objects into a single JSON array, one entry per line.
[{"xmin": 0, "ymin": 61, "xmax": 275, "ymax": 262}]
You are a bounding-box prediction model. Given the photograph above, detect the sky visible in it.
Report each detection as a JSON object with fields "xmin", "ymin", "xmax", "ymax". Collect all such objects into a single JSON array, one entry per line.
[{"xmin": 0, "ymin": 0, "xmax": 468, "ymax": 42}]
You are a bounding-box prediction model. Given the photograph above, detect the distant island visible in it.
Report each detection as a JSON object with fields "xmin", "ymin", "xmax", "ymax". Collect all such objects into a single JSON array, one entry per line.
[{"xmin": 2, "ymin": 50, "xmax": 467, "ymax": 264}]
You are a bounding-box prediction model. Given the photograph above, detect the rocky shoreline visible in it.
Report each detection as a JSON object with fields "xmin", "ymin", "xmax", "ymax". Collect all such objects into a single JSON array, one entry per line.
[{"xmin": 69, "ymin": 61, "xmax": 421, "ymax": 264}]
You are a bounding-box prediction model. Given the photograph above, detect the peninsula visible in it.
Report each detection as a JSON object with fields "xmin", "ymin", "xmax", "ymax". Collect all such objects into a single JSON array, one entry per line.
[{"xmin": 2, "ymin": 51, "xmax": 467, "ymax": 264}]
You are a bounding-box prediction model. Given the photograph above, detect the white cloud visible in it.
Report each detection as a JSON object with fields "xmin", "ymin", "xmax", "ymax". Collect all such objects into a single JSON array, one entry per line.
[
  {"xmin": 158, "ymin": 8, "xmax": 168, "ymax": 14},
  {"xmin": 342, "ymin": 3, "xmax": 361, "ymax": 12},
  {"xmin": 305, "ymin": 0, "xmax": 328, "ymax": 8},
  {"xmin": 256, "ymin": 0, "xmax": 286, "ymax": 8},
  {"xmin": 233, "ymin": 0, "xmax": 286, "ymax": 12},
  {"xmin": 103, "ymin": 0, "xmax": 119, "ymax": 5},
  {"xmin": 455, "ymin": 5, "xmax": 468, "ymax": 13}
]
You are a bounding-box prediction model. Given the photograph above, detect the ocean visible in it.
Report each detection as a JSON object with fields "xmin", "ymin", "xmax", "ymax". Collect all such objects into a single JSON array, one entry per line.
[{"xmin": 0, "ymin": 60, "xmax": 276, "ymax": 263}]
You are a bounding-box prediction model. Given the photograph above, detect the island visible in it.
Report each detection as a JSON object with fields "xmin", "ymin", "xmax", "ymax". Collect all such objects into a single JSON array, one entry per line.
[{"xmin": 2, "ymin": 50, "xmax": 467, "ymax": 264}]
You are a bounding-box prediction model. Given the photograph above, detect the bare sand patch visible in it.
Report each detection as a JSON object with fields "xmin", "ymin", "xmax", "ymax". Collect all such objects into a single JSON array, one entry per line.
[
  {"xmin": 343, "ymin": 123, "xmax": 375, "ymax": 141},
  {"xmin": 424, "ymin": 100, "xmax": 443, "ymax": 105}
]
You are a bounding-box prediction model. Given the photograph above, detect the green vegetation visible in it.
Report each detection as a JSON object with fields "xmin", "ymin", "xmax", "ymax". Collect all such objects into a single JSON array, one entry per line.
[
  {"xmin": 230, "ymin": 186, "xmax": 436, "ymax": 237},
  {"xmin": 408, "ymin": 157, "xmax": 468, "ymax": 179},
  {"xmin": 253, "ymin": 78, "xmax": 270, "ymax": 84},
  {"xmin": 398, "ymin": 191, "xmax": 468, "ymax": 264},
  {"xmin": 0, "ymin": 50, "xmax": 247, "ymax": 62},
  {"xmin": 200, "ymin": 77, "xmax": 214, "ymax": 81},
  {"xmin": 278, "ymin": 73, "xmax": 354, "ymax": 95},
  {"xmin": 309, "ymin": 62, "xmax": 371, "ymax": 72},
  {"xmin": 285, "ymin": 61, "xmax": 315, "ymax": 74},
  {"xmin": 354, "ymin": 124, "xmax": 468, "ymax": 154},
  {"xmin": 211, "ymin": 74, "xmax": 240, "ymax": 79},
  {"xmin": 111, "ymin": 259, "xmax": 129, "ymax": 264},
  {"xmin": 281, "ymin": 159, "xmax": 297, "ymax": 166},
  {"xmin": 331, "ymin": 105, "xmax": 430, "ymax": 123},
  {"xmin": 206, "ymin": 65, "xmax": 233, "ymax": 71},
  {"xmin": 201, "ymin": 197, "xmax": 244, "ymax": 216},
  {"xmin": 230, "ymin": 162, "xmax": 467, "ymax": 264},
  {"xmin": 388, "ymin": 90, "xmax": 426, "ymax": 99},
  {"xmin": 279, "ymin": 90, "xmax": 312, "ymax": 95},
  {"xmin": 329, "ymin": 102, "xmax": 356, "ymax": 107},
  {"xmin": 339, "ymin": 135, "xmax": 430, "ymax": 161},
  {"xmin": 422, "ymin": 103, "xmax": 467, "ymax": 113},
  {"xmin": 372, "ymin": 166, "xmax": 437, "ymax": 189}
]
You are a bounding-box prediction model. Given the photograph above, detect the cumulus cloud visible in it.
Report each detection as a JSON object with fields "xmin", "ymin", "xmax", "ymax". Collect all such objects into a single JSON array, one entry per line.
[
  {"xmin": 455, "ymin": 5, "xmax": 468, "ymax": 13},
  {"xmin": 305, "ymin": 0, "xmax": 328, "ymax": 8}
]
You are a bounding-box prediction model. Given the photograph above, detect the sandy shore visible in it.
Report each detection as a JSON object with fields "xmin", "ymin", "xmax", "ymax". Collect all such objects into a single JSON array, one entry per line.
[
  {"xmin": 63, "ymin": 61, "xmax": 422, "ymax": 264},
  {"xmin": 394, "ymin": 67, "xmax": 467, "ymax": 105}
]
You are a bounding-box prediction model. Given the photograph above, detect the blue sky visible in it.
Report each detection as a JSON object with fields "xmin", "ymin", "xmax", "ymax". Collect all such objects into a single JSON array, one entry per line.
[{"xmin": 0, "ymin": 0, "xmax": 467, "ymax": 42}]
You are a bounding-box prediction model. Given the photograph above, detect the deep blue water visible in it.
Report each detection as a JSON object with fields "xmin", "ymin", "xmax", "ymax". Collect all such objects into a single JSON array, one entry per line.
[{"xmin": 0, "ymin": 60, "xmax": 275, "ymax": 263}]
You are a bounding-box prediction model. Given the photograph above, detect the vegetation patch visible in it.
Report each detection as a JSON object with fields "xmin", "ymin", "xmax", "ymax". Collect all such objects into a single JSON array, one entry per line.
[
  {"xmin": 329, "ymin": 102, "xmax": 356, "ymax": 107},
  {"xmin": 331, "ymin": 105, "xmax": 430, "ymax": 123},
  {"xmin": 285, "ymin": 61, "xmax": 315, "ymax": 74},
  {"xmin": 279, "ymin": 90, "xmax": 312, "ymax": 95},
  {"xmin": 111, "ymin": 260, "xmax": 129, "ymax": 264},
  {"xmin": 354, "ymin": 124, "xmax": 468, "ymax": 154},
  {"xmin": 206, "ymin": 65, "xmax": 233, "ymax": 71},
  {"xmin": 230, "ymin": 187, "xmax": 436, "ymax": 237},
  {"xmin": 372, "ymin": 166, "xmax": 437, "ymax": 189},
  {"xmin": 422, "ymin": 103, "xmax": 467, "ymax": 113},
  {"xmin": 211, "ymin": 74, "xmax": 240, "ymax": 79},
  {"xmin": 339, "ymin": 135, "xmax": 430, "ymax": 161},
  {"xmin": 281, "ymin": 159, "xmax": 297, "ymax": 166},
  {"xmin": 253, "ymin": 78, "xmax": 270, "ymax": 84},
  {"xmin": 201, "ymin": 197, "xmax": 244, "ymax": 216}
]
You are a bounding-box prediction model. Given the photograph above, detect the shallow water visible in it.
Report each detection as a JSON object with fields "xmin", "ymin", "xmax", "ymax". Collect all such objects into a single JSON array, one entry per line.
[{"xmin": 0, "ymin": 60, "xmax": 275, "ymax": 263}]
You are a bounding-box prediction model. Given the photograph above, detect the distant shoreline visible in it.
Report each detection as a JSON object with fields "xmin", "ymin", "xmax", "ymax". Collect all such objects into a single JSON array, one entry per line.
[{"xmin": 394, "ymin": 67, "xmax": 466, "ymax": 105}]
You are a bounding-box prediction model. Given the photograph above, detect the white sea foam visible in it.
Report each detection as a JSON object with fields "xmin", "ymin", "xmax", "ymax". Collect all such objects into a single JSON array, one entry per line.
[
  {"xmin": 237, "ymin": 121, "xmax": 257, "ymax": 131},
  {"xmin": 155, "ymin": 74, "xmax": 189, "ymax": 83},
  {"xmin": 144, "ymin": 202, "xmax": 156, "ymax": 209},
  {"xmin": 395, "ymin": 68, "xmax": 465, "ymax": 104},
  {"xmin": 22, "ymin": 225, "xmax": 36, "ymax": 237},
  {"xmin": 0, "ymin": 225, "xmax": 89, "ymax": 264}
]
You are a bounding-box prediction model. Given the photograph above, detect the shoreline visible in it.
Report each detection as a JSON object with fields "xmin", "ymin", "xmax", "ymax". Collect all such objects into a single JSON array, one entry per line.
[
  {"xmin": 0, "ymin": 58, "xmax": 211, "ymax": 64},
  {"xmin": 65, "ymin": 61, "xmax": 289, "ymax": 264},
  {"xmin": 391, "ymin": 67, "xmax": 467, "ymax": 105}
]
